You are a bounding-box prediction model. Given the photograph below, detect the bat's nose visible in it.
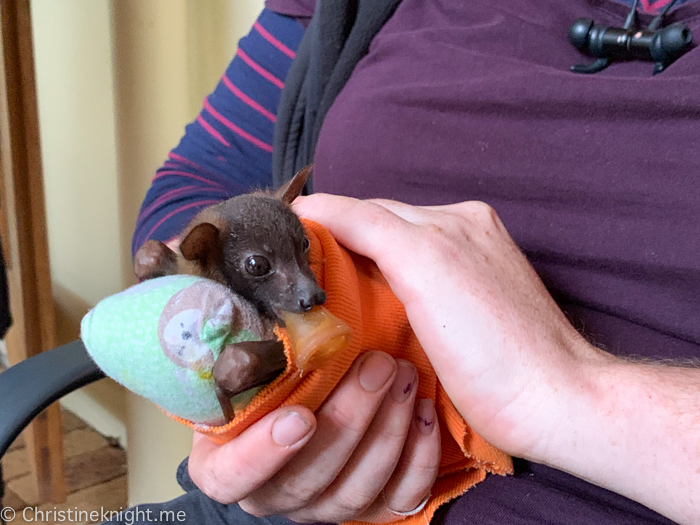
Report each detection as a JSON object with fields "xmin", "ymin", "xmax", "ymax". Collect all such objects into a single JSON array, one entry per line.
[{"xmin": 298, "ymin": 288, "xmax": 326, "ymax": 311}]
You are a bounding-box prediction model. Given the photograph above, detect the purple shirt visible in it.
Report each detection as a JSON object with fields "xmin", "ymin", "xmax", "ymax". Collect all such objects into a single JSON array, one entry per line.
[
  {"xmin": 278, "ymin": 0, "xmax": 700, "ymax": 522},
  {"xmin": 313, "ymin": 0, "xmax": 700, "ymax": 363}
]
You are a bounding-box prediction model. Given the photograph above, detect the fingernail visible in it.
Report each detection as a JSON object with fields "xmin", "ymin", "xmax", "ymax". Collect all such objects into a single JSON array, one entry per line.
[
  {"xmin": 272, "ymin": 411, "xmax": 312, "ymax": 447},
  {"xmin": 416, "ymin": 399, "xmax": 435, "ymax": 435},
  {"xmin": 358, "ymin": 352, "xmax": 396, "ymax": 392},
  {"xmin": 390, "ymin": 361, "xmax": 416, "ymax": 403}
]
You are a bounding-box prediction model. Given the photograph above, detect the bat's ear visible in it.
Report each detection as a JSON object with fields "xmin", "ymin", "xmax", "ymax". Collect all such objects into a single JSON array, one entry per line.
[
  {"xmin": 274, "ymin": 164, "xmax": 313, "ymax": 204},
  {"xmin": 180, "ymin": 222, "xmax": 221, "ymax": 268},
  {"xmin": 133, "ymin": 239, "xmax": 178, "ymax": 280}
]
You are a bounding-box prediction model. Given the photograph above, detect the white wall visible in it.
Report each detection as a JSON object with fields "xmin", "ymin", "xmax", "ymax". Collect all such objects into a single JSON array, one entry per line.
[
  {"xmin": 30, "ymin": 0, "xmax": 129, "ymax": 448},
  {"xmin": 30, "ymin": 0, "xmax": 265, "ymax": 505}
]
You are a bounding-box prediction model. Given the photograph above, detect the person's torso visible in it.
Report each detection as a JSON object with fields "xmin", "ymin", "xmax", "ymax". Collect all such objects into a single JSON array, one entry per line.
[{"xmin": 313, "ymin": 0, "xmax": 700, "ymax": 364}]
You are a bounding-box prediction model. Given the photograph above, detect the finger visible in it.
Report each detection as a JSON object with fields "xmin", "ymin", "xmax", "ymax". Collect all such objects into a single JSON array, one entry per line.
[
  {"xmin": 188, "ymin": 407, "xmax": 316, "ymax": 504},
  {"xmin": 365, "ymin": 198, "xmax": 436, "ymax": 225},
  {"xmin": 369, "ymin": 199, "xmax": 511, "ymax": 247},
  {"xmin": 293, "ymin": 194, "xmax": 415, "ymax": 264},
  {"xmin": 288, "ymin": 360, "xmax": 419, "ymax": 523},
  {"xmin": 364, "ymin": 398, "xmax": 441, "ymax": 523},
  {"xmin": 294, "ymin": 194, "xmax": 426, "ymax": 294},
  {"xmin": 240, "ymin": 352, "xmax": 398, "ymax": 516}
]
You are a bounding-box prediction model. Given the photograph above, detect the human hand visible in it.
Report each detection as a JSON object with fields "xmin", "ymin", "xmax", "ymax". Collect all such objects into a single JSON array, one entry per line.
[
  {"xmin": 294, "ymin": 194, "xmax": 606, "ymax": 463},
  {"xmin": 189, "ymin": 352, "xmax": 440, "ymax": 523}
]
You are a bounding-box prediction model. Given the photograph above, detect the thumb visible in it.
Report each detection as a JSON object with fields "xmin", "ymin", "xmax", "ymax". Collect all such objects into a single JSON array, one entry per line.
[
  {"xmin": 293, "ymin": 194, "xmax": 411, "ymax": 265},
  {"xmin": 189, "ymin": 407, "xmax": 316, "ymax": 503}
]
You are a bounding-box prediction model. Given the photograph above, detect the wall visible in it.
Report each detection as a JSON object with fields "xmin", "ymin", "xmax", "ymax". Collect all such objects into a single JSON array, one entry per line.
[
  {"xmin": 30, "ymin": 0, "xmax": 128, "ymax": 448},
  {"xmin": 30, "ymin": 0, "xmax": 265, "ymax": 505}
]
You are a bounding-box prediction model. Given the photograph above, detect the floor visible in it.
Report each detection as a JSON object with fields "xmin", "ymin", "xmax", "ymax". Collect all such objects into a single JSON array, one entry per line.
[{"xmin": 1, "ymin": 408, "xmax": 128, "ymax": 524}]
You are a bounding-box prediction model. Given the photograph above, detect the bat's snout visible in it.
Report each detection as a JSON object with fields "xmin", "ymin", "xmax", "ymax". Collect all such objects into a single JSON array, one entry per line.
[
  {"xmin": 298, "ymin": 287, "xmax": 326, "ymax": 312},
  {"xmin": 268, "ymin": 264, "xmax": 327, "ymax": 318}
]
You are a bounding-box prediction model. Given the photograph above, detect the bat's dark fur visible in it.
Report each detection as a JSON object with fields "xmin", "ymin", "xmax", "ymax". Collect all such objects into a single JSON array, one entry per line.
[
  {"xmin": 182, "ymin": 193, "xmax": 325, "ymax": 320},
  {"xmin": 134, "ymin": 165, "xmax": 325, "ymax": 321}
]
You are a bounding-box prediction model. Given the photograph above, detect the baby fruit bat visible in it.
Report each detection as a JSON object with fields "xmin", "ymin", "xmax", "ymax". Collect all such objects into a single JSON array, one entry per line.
[
  {"xmin": 133, "ymin": 165, "xmax": 326, "ymax": 421},
  {"xmin": 134, "ymin": 165, "xmax": 325, "ymax": 320}
]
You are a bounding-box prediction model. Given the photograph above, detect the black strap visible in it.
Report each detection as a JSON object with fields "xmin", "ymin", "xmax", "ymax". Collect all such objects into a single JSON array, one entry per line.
[{"xmin": 272, "ymin": 0, "xmax": 403, "ymax": 190}]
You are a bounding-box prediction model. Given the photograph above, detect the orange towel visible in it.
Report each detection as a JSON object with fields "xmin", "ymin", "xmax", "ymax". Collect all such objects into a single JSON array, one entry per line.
[{"xmin": 171, "ymin": 219, "xmax": 513, "ymax": 524}]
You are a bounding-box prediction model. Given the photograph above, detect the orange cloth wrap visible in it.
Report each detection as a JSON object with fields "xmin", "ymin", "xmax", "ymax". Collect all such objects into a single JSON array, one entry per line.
[{"xmin": 170, "ymin": 220, "xmax": 513, "ymax": 524}]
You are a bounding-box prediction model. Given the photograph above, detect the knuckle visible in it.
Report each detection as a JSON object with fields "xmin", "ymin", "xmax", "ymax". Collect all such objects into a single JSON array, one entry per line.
[
  {"xmin": 290, "ymin": 488, "xmax": 380, "ymax": 523},
  {"xmin": 196, "ymin": 468, "xmax": 233, "ymax": 504},
  {"xmin": 238, "ymin": 499, "xmax": 269, "ymax": 518},
  {"xmin": 257, "ymin": 480, "xmax": 323, "ymax": 512},
  {"xmin": 408, "ymin": 453, "xmax": 441, "ymax": 482},
  {"xmin": 466, "ymin": 199, "xmax": 495, "ymax": 216},
  {"xmin": 280, "ymin": 481, "xmax": 322, "ymax": 508},
  {"xmin": 379, "ymin": 418, "xmax": 413, "ymax": 443},
  {"xmin": 366, "ymin": 198, "xmax": 396, "ymax": 209},
  {"xmin": 386, "ymin": 474, "xmax": 438, "ymax": 512},
  {"xmin": 322, "ymin": 496, "xmax": 375, "ymax": 523},
  {"xmin": 415, "ymin": 457, "xmax": 441, "ymax": 477},
  {"xmin": 323, "ymin": 401, "xmax": 372, "ymax": 435},
  {"xmin": 338, "ymin": 493, "xmax": 375, "ymax": 516},
  {"xmin": 407, "ymin": 442, "xmax": 441, "ymax": 475},
  {"xmin": 421, "ymin": 222, "xmax": 447, "ymax": 243},
  {"xmin": 235, "ymin": 450, "xmax": 269, "ymax": 478},
  {"xmin": 465, "ymin": 200, "xmax": 501, "ymax": 227}
]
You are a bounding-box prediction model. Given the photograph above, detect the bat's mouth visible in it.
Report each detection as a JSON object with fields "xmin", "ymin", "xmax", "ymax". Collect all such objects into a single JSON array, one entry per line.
[{"xmin": 280, "ymin": 306, "xmax": 352, "ymax": 373}]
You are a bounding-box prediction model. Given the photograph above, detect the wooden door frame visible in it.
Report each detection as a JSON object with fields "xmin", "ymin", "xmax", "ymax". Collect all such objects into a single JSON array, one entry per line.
[{"xmin": 0, "ymin": 0, "xmax": 65, "ymax": 504}]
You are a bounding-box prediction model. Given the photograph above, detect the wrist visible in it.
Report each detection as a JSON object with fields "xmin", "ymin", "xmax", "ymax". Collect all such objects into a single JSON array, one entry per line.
[
  {"xmin": 522, "ymin": 334, "xmax": 615, "ymax": 466},
  {"xmin": 530, "ymin": 348, "xmax": 700, "ymax": 523}
]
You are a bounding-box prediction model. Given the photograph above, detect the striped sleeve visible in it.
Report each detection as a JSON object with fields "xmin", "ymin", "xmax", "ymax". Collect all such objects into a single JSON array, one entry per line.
[{"xmin": 132, "ymin": 8, "xmax": 305, "ymax": 256}]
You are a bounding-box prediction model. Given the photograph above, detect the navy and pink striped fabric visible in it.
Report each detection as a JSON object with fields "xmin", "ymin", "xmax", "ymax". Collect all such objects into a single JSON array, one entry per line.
[{"xmin": 131, "ymin": 8, "xmax": 304, "ymax": 255}]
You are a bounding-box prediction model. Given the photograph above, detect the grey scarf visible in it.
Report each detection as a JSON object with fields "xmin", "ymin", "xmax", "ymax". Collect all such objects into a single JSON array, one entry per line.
[{"xmin": 271, "ymin": 0, "xmax": 402, "ymax": 190}]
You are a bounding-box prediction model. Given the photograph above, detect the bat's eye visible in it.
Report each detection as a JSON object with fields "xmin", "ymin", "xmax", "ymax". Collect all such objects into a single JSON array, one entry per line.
[
  {"xmin": 245, "ymin": 255, "xmax": 271, "ymax": 276},
  {"xmin": 302, "ymin": 236, "xmax": 310, "ymax": 253}
]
